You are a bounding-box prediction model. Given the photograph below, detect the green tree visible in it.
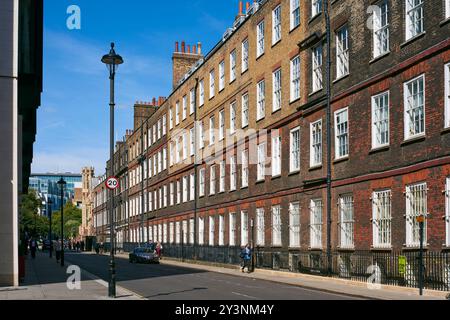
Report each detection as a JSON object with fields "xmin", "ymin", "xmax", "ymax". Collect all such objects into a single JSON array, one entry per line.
[
  {"xmin": 20, "ymin": 190, "xmax": 49, "ymax": 238},
  {"xmin": 52, "ymin": 201, "xmax": 82, "ymax": 239}
]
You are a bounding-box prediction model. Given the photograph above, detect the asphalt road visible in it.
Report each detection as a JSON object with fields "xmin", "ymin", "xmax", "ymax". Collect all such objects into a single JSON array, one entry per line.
[{"xmin": 65, "ymin": 252, "xmax": 363, "ymax": 300}]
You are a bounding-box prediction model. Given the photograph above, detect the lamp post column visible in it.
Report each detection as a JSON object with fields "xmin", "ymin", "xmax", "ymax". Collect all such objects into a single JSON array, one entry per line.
[
  {"xmin": 109, "ymin": 67, "xmax": 116, "ymax": 298},
  {"xmin": 60, "ymin": 181, "xmax": 65, "ymax": 267},
  {"xmin": 48, "ymin": 201, "xmax": 53, "ymax": 258}
]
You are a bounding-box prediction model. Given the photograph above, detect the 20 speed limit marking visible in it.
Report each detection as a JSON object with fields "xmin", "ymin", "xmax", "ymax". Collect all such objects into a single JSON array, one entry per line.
[{"xmin": 105, "ymin": 177, "xmax": 119, "ymax": 190}]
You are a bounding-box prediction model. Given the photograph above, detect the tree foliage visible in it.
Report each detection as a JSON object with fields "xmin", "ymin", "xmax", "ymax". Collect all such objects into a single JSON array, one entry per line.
[
  {"xmin": 51, "ymin": 201, "xmax": 82, "ymax": 239},
  {"xmin": 20, "ymin": 190, "xmax": 49, "ymax": 238}
]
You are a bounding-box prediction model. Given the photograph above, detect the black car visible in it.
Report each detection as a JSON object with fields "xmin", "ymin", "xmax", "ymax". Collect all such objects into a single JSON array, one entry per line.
[{"xmin": 129, "ymin": 247, "xmax": 160, "ymax": 264}]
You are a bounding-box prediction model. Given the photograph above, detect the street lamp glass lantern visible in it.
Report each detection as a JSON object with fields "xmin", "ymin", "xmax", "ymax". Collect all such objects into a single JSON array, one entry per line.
[
  {"xmin": 57, "ymin": 178, "xmax": 66, "ymax": 188},
  {"xmin": 101, "ymin": 42, "xmax": 124, "ymax": 75}
]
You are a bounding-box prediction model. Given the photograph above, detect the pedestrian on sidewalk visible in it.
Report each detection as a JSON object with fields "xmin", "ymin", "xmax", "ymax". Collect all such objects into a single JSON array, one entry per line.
[
  {"xmin": 30, "ymin": 237, "xmax": 37, "ymax": 259},
  {"xmin": 156, "ymin": 241, "xmax": 162, "ymax": 258},
  {"xmin": 55, "ymin": 238, "xmax": 62, "ymax": 263},
  {"xmin": 240, "ymin": 244, "xmax": 252, "ymax": 273}
]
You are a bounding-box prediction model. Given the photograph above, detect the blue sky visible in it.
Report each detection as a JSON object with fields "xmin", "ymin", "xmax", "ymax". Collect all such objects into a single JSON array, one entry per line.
[{"xmin": 32, "ymin": 0, "xmax": 239, "ymax": 175}]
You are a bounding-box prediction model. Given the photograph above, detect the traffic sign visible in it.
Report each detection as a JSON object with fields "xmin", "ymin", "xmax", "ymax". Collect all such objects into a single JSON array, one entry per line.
[{"xmin": 105, "ymin": 176, "xmax": 119, "ymax": 190}]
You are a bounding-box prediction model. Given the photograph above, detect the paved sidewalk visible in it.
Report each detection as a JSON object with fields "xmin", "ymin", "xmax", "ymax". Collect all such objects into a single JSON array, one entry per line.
[
  {"xmin": 0, "ymin": 251, "xmax": 143, "ymax": 300},
  {"xmin": 148, "ymin": 255, "xmax": 449, "ymax": 300}
]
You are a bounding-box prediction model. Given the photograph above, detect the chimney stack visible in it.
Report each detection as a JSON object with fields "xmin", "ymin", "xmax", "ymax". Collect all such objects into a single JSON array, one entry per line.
[
  {"xmin": 246, "ymin": 2, "xmax": 250, "ymax": 12},
  {"xmin": 175, "ymin": 41, "xmax": 179, "ymax": 52},
  {"xmin": 172, "ymin": 40, "xmax": 204, "ymax": 89}
]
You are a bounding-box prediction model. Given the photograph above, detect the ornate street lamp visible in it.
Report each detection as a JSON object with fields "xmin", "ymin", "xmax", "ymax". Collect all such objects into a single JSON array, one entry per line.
[
  {"xmin": 57, "ymin": 177, "xmax": 66, "ymax": 267},
  {"xmin": 101, "ymin": 42, "xmax": 123, "ymax": 298},
  {"xmin": 48, "ymin": 198, "xmax": 53, "ymax": 258}
]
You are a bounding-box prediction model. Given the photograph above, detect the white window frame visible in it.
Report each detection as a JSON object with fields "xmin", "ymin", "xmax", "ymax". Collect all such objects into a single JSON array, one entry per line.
[
  {"xmin": 312, "ymin": 44, "xmax": 323, "ymax": 92},
  {"xmin": 176, "ymin": 180, "xmax": 181, "ymax": 205},
  {"xmin": 373, "ymin": 0, "xmax": 389, "ymax": 58},
  {"xmin": 241, "ymin": 150, "xmax": 249, "ymax": 188},
  {"xmin": 372, "ymin": 190, "xmax": 392, "ymax": 248},
  {"xmin": 219, "ymin": 61, "xmax": 225, "ymax": 91},
  {"xmin": 257, "ymin": 143, "xmax": 266, "ymax": 181},
  {"xmin": 405, "ymin": 0, "xmax": 424, "ymax": 41},
  {"xmin": 169, "ymin": 222, "xmax": 174, "ymax": 244},
  {"xmin": 210, "ymin": 165, "xmax": 216, "ymax": 195},
  {"xmin": 404, "ymin": 74, "xmax": 425, "ymax": 140},
  {"xmin": 405, "ymin": 182, "xmax": 427, "ymax": 247},
  {"xmin": 163, "ymin": 185, "xmax": 167, "ymax": 207},
  {"xmin": 257, "ymin": 20, "xmax": 265, "ymax": 57},
  {"xmin": 272, "ymin": 68, "xmax": 282, "ymax": 112},
  {"xmin": 182, "ymin": 95, "xmax": 187, "ymax": 120},
  {"xmin": 310, "ymin": 120, "xmax": 322, "ymax": 167},
  {"xmin": 230, "ymin": 155, "xmax": 237, "ymax": 191},
  {"xmin": 338, "ymin": 194, "xmax": 354, "ymax": 249},
  {"xmin": 162, "ymin": 114, "xmax": 167, "ymax": 136},
  {"xmin": 230, "ymin": 102, "xmax": 237, "ymax": 134},
  {"xmin": 272, "ymin": 135, "xmax": 281, "ymax": 177},
  {"xmin": 219, "ymin": 215, "xmax": 225, "ymax": 246},
  {"xmin": 175, "ymin": 221, "xmax": 180, "ymax": 244},
  {"xmin": 209, "ymin": 115, "xmax": 215, "ymax": 146},
  {"xmin": 230, "ymin": 50, "xmax": 236, "ymax": 82},
  {"xmin": 198, "ymin": 217, "xmax": 205, "ymax": 245},
  {"xmin": 290, "ymin": 127, "xmax": 300, "ymax": 173},
  {"xmin": 290, "ymin": 0, "xmax": 300, "ymax": 31},
  {"xmin": 241, "ymin": 93, "xmax": 249, "ymax": 128},
  {"xmin": 289, "ymin": 202, "xmax": 300, "ymax": 248},
  {"xmin": 229, "ymin": 213, "xmax": 236, "ymax": 246},
  {"xmin": 169, "ymin": 108, "xmax": 173, "ymax": 130},
  {"xmin": 189, "ymin": 218, "xmax": 194, "ymax": 244},
  {"xmin": 242, "ymin": 39, "xmax": 249, "ymax": 73},
  {"xmin": 290, "ymin": 55, "xmax": 300, "ymax": 102},
  {"xmin": 219, "ymin": 110, "xmax": 225, "ymax": 141},
  {"xmin": 257, "ymin": 80, "xmax": 265, "ymax": 121},
  {"xmin": 445, "ymin": 63, "xmax": 450, "ymax": 128},
  {"xmin": 445, "ymin": 177, "xmax": 450, "ymax": 246},
  {"xmin": 334, "ymin": 107, "xmax": 349, "ymax": 159},
  {"xmin": 310, "ymin": 199, "xmax": 323, "ymax": 249},
  {"xmin": 336, "ymin": 25, "xmax": 349, "ymax": 79},
  {"xmin": 272, "ymin": 5, "xmax": 282, "ymax": 45},
  {"xmin": 190, "ymin": 88, "xmax": 195, "ymax": 115},
  {"xmin": 190, "ymin": 127, "xmax": 195, "ymax": 156},
  {"xmin": 183, "ymin": 176, "xmax": 188, "ymax": 203},
  {"xmin": 219, "ymin": 160, "xmax": 225, "ymax": 193},
  {"xmin": 256, "ymin": 208, "xmax": 265, "ymax": 246},
  {"xmin": 272, "ymin": 205, "xmax": 282, "ymax": 246},
  {"xmin": 209, "ymin": 216, "xmax": 215, "ymax": 246},
  {"xmin": 175, "ymin": 102, "xmax": 180, "ymax": 125},
  {"xmin": 199, "ymin": 168, "xmax": 205, "ymax": 197},
  {"xmin": 209, "ymin": 70, "xmax": 215, "ymax": 99},
  {"xmin": 169, "ymin": 182, "xmax": 174, "ymax": 206},
  {"xmin": 190, "ymin": 173, "xmax": 195, "ymax": 201},
  {"xmin": 241, "ymin": 211, "xmax": 249, "ymax": 246},
  {"xmin": 372, "ymin": 91, "xmax": 390, "ymax": 149},
  {"xmin": 199, "ymin": 80, "xmax": 205, "ymax": 106},
  {"xmin": 312, "ymin": 0, "xmax": 322, "ymax": 17}
]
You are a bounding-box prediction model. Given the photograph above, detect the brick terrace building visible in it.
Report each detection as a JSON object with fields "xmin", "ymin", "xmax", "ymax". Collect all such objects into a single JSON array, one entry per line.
[{"xmin": 93, "ymin": 0, "xmax": 450, "ymax": 278}]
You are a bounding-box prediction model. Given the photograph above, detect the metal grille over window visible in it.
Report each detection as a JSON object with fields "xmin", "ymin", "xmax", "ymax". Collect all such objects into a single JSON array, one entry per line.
[
  {"xmin": 289, "ymin": 202, "xmax": 300, "ymax": 248},
  {"xmin": 372, "ymin": 190, "xmax": 392, "ymax": 248},
  {"xmin": 310, "ymin": 199, "xmax": 323, "ymax": 249},
  {"xmin": 272, "ymin": 205, "xmax": 282, "ymax": 246},
  {"xmin": 256, "ymin": 208, "xmax": 265, "ymax": 246},
  {"xmin": 405, "ymin": 183, "xmax": 427, "ymax": 247},
  {"xmin": 338, "ymin": 195, "xmax": 354, "ymax": 248}
]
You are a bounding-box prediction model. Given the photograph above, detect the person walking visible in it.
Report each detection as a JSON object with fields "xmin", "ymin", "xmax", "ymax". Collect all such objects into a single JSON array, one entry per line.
[
  {"xmin": 54, "ymin": 238, "xmax": 62, "ymax": 263},
  {"xmin": 156, "ymin": 241, "xmax": 162, "ymax": 259},
  {"xmin": 240, "ymin": 244, "xmax": 252, "ymax": 273},
  {"xmin": 30, "ymin": 237, "xmax": 37, "ymax": 259}
]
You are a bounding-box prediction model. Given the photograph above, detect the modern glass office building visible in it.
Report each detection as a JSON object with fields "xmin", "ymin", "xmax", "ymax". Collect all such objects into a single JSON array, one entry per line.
[{"xmin": 29, "ymin": 173, "xmax": 82, "ymax": 216}]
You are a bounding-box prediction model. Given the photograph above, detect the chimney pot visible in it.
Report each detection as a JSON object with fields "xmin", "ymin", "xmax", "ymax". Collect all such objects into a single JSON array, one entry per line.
[
  {"xmin": 193, "ymin": 45, "xmax": 197, "ymax": 54},
  {"xmin": 181, "ymin": 41, "xmax": 186, "ymax": 53},
  {"xmin": 246, "ymin": 2, "xmax": 250, "ymax": 12},
  {"xmin": 187, "ymin": 45, "xmax": 191, "ymax": 54},
  {"xmin": 239, "ymin": 1, "xmax": 243, "ymax": 15},
  {"xmin": 197, "ymin": 42, "xmax": 202, "ymax": 55},
  {"xmin": 175, "ymin": 41, "xmax": 179, "ymax": 52}
]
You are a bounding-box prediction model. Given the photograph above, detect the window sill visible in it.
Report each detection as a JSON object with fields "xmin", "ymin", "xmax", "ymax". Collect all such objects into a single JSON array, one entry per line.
[
  {"xmin": 309, "ymin": 89, "xmax": 323, "ymax": 97},
  {"xmin": 271, "ymin": 175, "xmax": 281, "ymax": 180},
  {"xmin": 369, "ymin": 51, "xmax": 390, "ymax": 64},
  {"xmin": 309, "ymin": 164, "xmax": 323, "ymax": 171},
  {"xmin": 288, "ymin": 170, "xmax": 300, "ymax": 176},
  {"xmin": 256, "ymin": 179, "xmax": 265, "ymax": 185},
  {"xmin": 241, "ymin": 186, "xmax": 248, "ymax": 190},
  {"xmin": 289, "ymin": 97, "xmax": 301, "ymax": 105},
  {"xmin": 209, "ymin": 96, "xmax": 215, "ymax": 101},
  {"xmin": 441, "ymin": 127, "xmax": 450, "ymax": 135},
  {"xmin": 333, "ymin": 73, "xmax": 350, "ymax": 84},
  {"xmin": 439, "ymin": 17, "xmax": 450, "ymax": 27},
  {"xmin": 229, "ymin": 79, "xmax": 236, "ymax": 85},
  {"xmin": 241, "ymin": 124, "xmax": 249, "ymax": 130},
  {"xmin": 333, "ymin": 156, "xmax": 349, "ymax": 164},
  {"xmin": 336, "ymin": 247, "xmax": 355, "ymax": 252},
  {"xmin": 219, "ymin": 88, "xmax": 224, "ymax": 94},
  {"xmin": 400, "ymin": 32, "xmax": 426, "ymax": 48},
  {"xmin": 402, "ymin": 245, "xmax": 429, "ymax": 251},
  {"xmin": 401, "ymin": 135, "xmax": 425, "ymax": 146},
  {"xmin": 370, "ymin": 246, "xmax": 393, "ymax": 251},
  {"xmin": 308, "ymin": 247, "xmax": 323, "ymax": 251},
  {"xmin": 271, "ymin": 39, "xmax": 281, "ymax": 49},
  {"xmin": 369, "ymin": 145, "xmax": 389, "ymax": 155},
  {"xmin": 256, "ymin": 52, "xmax": 265, "ymax": 61},
  {"xmin": 308, "ymin": 13, "xmax": 322, "ymax": 24},
  {"xmin": 442, "ymin": 245, "xmax": 450, "ymax": 251},
  {"xmin": 271, "ymin": 246, "xmax": 283, "ymax": 249},
  {"xmin": 256, "ymin": 117, "xmax": 265, "ymax": 123},
  {"xmin": 289, "ymin": 24, "xmax": 300, "ymax": 34},
  {"xmin": 272, "ymin": 108, "xmax": 281, "ymax": 115},
  {"xmin": 241, "ymin": 68, "xmax": 248, "ymax": 76}
]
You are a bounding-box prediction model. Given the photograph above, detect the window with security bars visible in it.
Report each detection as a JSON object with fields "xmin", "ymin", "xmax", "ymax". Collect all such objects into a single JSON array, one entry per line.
[
  {"xmin": 372, "ymin": 190, "xmax": 392, "ymax": 248},
  {"xmin": 289, "ymin": 202, "xmax": 300, "ymax": 248},
  {"xmin": 338, "ymin": 195, "xmax": 354, "ymax": 248},
  {"xmin": 405, "ymin": 0, "xmax": 424, "ymax": 40},
  {"xmin": 175, "ymin": 221, "xmax": 180, "ymax": 244},
  {"xmin": 335, "ymin": 108, "xmax": 349, "ymax": 159},
  {"xmin": 198, "ymin": 217, "xmax": 204, "ymax": 245},
  {"xmin": 372, "ymin": 91, "xmax": 390, "ymax": 148},
  {"xmin": 290, "ymin": 127, "xmax": 300, "ymax": 172},
  {"xmin": 219, "ymin": 160, "xmax": 225, "ymax": 192},
  {"xmin": 445, "ymin": 178, "xmax": 450, "ymax": 247},
  {"xmin": 242, "ymin": 94, "xmax": 249, "ymax": 128},
  {"xmin": 158, "ymin": 224, "xmax": 163, "ymax": 243},
  {"xmin": 199, "ymin": 168, "xmax": 205, "ymax": 197},
  {"xmin": 291, "ymin": 56, "xmax": 300, "ymax": 101},
  {"xmin": 312, "ymin": 0, "xmax": 322, "ymax": 17},
  {"xmin": 219, "ymin": 110, "xmax": 225, "ymax": 141},
  {"xmin": 272, "ymin": 5, "xmax": 281, "ymax": 45},
  {"xmin": 405, "ymin": 183, "xmax": 427, "ymax": 247},
  {"xmin": 242, "ymin": 39, "xmax": 249, "ymax": 73},
  {"xmin": 445, "ymin": 64, "xmax": 450, "ymax": 128},
  {"xmin": 373, "ymin": 0, "xmax": 389, "ymax": 58},
  {"xmin": 310, "ymin": 199, "xmax": 323, "ymax": 249},
  {"xmin": 272, "ymin": 135, "xmax": 281, "ymax": 176},
  {"xmin": 219, "ymin": 215, "xmax": 225, "ymax": 246},
  {"xmin": 312, "ymin": 45, "xmax": 323, "ymax": 92},
  {"xmin": 163, "ymin": 223, "xmax": 168, "ymax": 244},
  {"xmin": 189, "ymin": 218, "xmax": 194, "ymax": 244},
  {"xmin": 257, "ymin": 143, "xmax": 266, "ymax": 181},
  {"xmin": 272, "ymin": 205, "xmax": 282, "ymax": 246},
  {"xmin": 336, "ymin": 25, "xmax": 349, "ymax": 79},
  {"xmin": 230, "ymin": 50, "xmax": 236, "ymax": 82},
  {"xmin": 230, "ymin": 156, "xmax": 237, "ymax": 191},
  {"xmin": 273, "ymin": 69, "xmax": 282, "ymax": 112},
  {"xmin": 229, "ymin": 213, "xmax": 237, "ymax": 246},
  {"xmin": 241, "ymin": 211, "xmax": 249, "ymax": 246},
  {"xmin": 210, "ymin": 165, "xmax": 216, "ymax": 195},
  {"xmin": 210, "ymin": 70, "xmax": 215, "ymax": 99},
  {"xmin": 290, "ymin": 0, "xmax": 300, "ymax": 30},
  {"xmin": 182, "ymin": 220, "xmax": 188, "ymax": 244},
  {"xmin": 404, "ymin": 75, "xmax": 425, "ymax": 139},
  {"xmin": 256, "ymin": 208, "xmax": 265, "ymax": 246},
  {"xmin": 257, "ymin": 80, "xmax": 265, "ymax": 120},
  {"xmin": 219, "ymin": 61, "xmax": 225, "ymax": 91},
  {"xmin": 241, "ymin": 150, "xmax": 249, "ymax": 188},
  {"xmin": 209, "ymin": 216, "xmax": 215, "ymax": 246},
  {"xmin": 310, "ymin": 120, "xmax": 322, "ymax": 167},
  {"xmin": 257, "ymin": 21, "xmax": 265, "ymax": 57},
  {"xmin": 169, "ymin": 222, "xmax": 174, "ymax": 244}
]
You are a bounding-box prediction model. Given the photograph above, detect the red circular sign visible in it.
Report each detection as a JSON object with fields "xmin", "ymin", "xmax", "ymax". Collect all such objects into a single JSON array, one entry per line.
[{"xmin": 105, "ymin": 177, "xmax": 119, "ymax": 190}]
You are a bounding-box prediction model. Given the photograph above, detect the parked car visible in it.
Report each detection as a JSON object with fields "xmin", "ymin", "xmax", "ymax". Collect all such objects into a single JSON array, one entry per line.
[{"xmin": 129, "ymin": 247, "xmax": 160, "ymax": 264}]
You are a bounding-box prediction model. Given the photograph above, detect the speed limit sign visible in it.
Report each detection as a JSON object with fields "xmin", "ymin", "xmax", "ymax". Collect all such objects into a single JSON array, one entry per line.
[{"xmin": 105, "ymin": 176, "xmax": 119, "ymax": 190}]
